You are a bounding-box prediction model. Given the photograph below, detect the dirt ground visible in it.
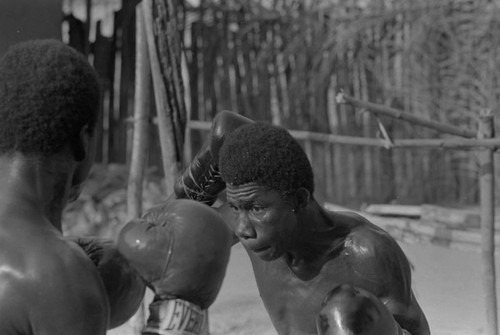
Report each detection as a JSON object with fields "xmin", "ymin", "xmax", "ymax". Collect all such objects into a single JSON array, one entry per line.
[{"xmin": 109, "ymin": 239, "xmax": 497, "ymax": 335}]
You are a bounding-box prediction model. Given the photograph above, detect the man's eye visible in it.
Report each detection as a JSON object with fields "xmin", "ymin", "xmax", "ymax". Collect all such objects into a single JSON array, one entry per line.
[
  {"xmin": 229, "ymin": 204, "xmax": 239, "ymax": 212},
  {"xmin": 251, "ymin": 206, "xmax": 264, "ymax": 213}
]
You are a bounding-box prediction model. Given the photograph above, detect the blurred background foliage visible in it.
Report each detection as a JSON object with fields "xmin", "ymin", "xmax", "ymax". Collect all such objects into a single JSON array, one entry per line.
[{"xmin": 63, "ymin": 164, "xmax": 168, "ymax": 238}]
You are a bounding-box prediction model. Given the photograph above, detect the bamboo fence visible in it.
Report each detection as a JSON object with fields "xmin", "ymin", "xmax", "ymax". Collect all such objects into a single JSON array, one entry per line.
[
  {"xmin": 60, "ymin": 1, "xmax": 500, "ymax": 334},
  {"xmin": 63, "ymin": 0, "xmax": 500, "ymax": 207}
]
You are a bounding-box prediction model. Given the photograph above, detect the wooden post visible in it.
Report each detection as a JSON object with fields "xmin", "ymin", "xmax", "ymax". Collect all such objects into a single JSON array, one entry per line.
[
  {"xmin": 126, "ymin": 4, "xmax": 151, "ymax": 333},
  {"xmin": 84, "ymin": 0, "xmax": 92, "ymax": 56},
  {"xmin": 142, "ymin": 0, "xmax": 187, "ymax": 193},
  {"xmin": 478, "ymin": 108, "xmax": 498, "ymax": 335}
]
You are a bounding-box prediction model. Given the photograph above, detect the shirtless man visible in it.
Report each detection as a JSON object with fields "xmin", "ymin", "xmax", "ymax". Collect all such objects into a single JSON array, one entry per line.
[
  {"xmin": 0, "ymin": 40, "xmax": 144, "ymax": 334},
  {"xmin": 172, "ymin": 111, "xmax": 430, "ymax": 335}
]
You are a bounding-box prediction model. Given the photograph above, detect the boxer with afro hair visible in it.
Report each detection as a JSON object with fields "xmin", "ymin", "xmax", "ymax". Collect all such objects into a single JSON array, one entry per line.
[
  {"xmin": 219, "ymin": 121, "xmax": 314, "ymax": 198},
  {"xmin": 0, "ymin": 40, "xmax": 118, "ymax": 335},
  {"xmin": 178, "ymin": 111, "xmax": 430, "ymax": 335},
  {"xmin": 0, "ymin": 39, "xmax": 100, "ymax": 156}
]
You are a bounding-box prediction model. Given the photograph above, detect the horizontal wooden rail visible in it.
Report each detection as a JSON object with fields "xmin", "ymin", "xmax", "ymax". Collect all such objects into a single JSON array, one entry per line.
[
  {"xmin": 336, "ymin": 91, "xmax": 477, "ymax": 139},
  {"xmin": 187, "ymin": 120, "xmax": 500, "ymax": 150},
  {"xmin": 186, "ymin": 120, "xmax": 212, "ymax": 130}
]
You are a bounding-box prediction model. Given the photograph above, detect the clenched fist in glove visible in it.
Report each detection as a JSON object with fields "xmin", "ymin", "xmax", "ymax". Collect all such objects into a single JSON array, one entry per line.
[
  {"xmin": 316, "ymin": 284, "xmax": 410, "ymax": 335},
  {"xmin": 69, "ymin": 236, "xmax": 147, "ymax": 329},
  {"xmin": 172, "ymin": 111, "xmax": 253, "ymax": 205},
  {"xmin": 117, "ymin": 199, "xmax": 233, "ymax": 335}
]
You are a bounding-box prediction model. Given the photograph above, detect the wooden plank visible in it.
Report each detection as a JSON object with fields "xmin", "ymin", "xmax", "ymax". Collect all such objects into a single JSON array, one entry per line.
[
  {"xmin": 324, "ymin": 202, "xmax": 500, "ymax": 253},
  {"xmin": 242, "ymin": 23, "xmax": 257, "ymax": 116},
  {"xmin": 93, "ymin": 20, "xmax": 117, "ymax": 163},
  {"xmin": 257, "ymin": 24, "xmax": 272, "ymax": 122},
  {"xmin": 364, "ymin": 204, "xmax": 422, "ymax": 218},
  {"xmin": 231, "ymin": 27, "xmax": 245, "ymax": 115},
  {"xmin": 218, "ymin": 10, "xmax": 233, "ymax": 111},
  {"xmin": 202, "ymin": 24, "xmax": 218, "ymax": 118},
  {"xmin": 421, "ymin": 204, "xmax": 480, "ymax": 229},
  {"xmin": 324, "ymin": 143, "xmax": 334, "ymax": 202},
  {"xmin": 333, "ymin": 144, "xmax": 345, "ymax": 204},
  {"xmin": 117, "ymin": 3, "xmax": 137, "ymax": 163}
]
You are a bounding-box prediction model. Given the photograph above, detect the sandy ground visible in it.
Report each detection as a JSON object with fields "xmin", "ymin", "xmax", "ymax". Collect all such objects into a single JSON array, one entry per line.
[{"xmin": 109, "ymin": 240, "xmax": 497, "ymax": 335}]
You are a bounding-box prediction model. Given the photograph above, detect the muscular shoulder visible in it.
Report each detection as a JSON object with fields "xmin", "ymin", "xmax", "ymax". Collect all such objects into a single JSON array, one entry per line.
[
  {"xmin": 328, "ymin": 212, "xmax": 429, "ymax": 334},
  {"xmin": 29, "ymin": 235, "xmax": 107, "ymax": 300},
  {"xmin": 334, "ymin": 211, "xmax": 412, "ymax": 295},
  {"xmin": 335, "ymin": 211, "xmax": 403, "ymax": 258},
  {"xmin": 0, "ymin": 233, "xmax": 108, "ymax": 334}
]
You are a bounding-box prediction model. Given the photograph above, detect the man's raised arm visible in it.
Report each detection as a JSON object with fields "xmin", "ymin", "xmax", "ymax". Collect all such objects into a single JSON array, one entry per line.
[{"xmin": 172, "ymin": 111, "xmax": 253, "ymax": 205}]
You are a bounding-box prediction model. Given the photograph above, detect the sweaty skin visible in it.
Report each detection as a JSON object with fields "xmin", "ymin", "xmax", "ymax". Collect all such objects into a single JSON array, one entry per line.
[
  {"xmin": 220, "ymin": 182, "xmax": 429, "ymax": 335},
  {"xmin": 0, "ymin": 154, "xmax": 109, "ymax": 334}
]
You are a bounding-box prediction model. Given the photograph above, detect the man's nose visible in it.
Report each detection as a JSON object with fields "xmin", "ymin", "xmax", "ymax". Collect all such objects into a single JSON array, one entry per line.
[{"xmin": 235, "ymin": 213, "xmax": 256, "ymax": 239}]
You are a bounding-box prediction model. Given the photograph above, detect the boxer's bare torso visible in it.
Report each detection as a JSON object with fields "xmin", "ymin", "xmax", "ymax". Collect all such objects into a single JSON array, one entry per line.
[
  {"xmin": 0, "ymin": 39, "xmax": 107, "ymax": 334},
  {"xmin": 221, "ymin": 182, "xmax": 429, "ymax": 335},
  {"xmin": 248, "ymin": 214, "xmax": 419, "ymax": 334},
  {"xmin": 0, "ymin": 158, "xmax": 108, "ymax": 335},
  {"xmin": 0, "ymin": 224, "xmax": 108, "ymax": 335},
  {"xmin": 172, "ymin": 111, "xmax": 430, "ymax": 335}
]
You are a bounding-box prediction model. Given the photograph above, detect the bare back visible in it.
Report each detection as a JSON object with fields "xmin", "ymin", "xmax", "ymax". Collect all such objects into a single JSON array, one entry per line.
[{"xmin": 0, "ymin": 210, "xmax": 109, "ymax": 335}]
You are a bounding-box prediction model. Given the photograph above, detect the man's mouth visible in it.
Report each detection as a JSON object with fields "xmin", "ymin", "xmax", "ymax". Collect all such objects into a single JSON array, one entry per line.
[{"xmin": 252, "ymin": 245, "xmax": 271, "ymax": 254}]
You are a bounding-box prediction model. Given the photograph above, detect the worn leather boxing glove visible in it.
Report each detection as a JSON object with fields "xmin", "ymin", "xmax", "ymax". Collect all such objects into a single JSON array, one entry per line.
[
  {"xmin": 69, "ymin": 236, "xmax": 147, "ymax": 329},
  {"xmin": 317, "ymin": 284, "xmax": 408, "ymax": 335},
  {"xmin": 116, "ymin": 199, "xmax": 233, "ymax": 335},
  {"xmin": 173, "ymin": 111, "xmax": 253, "ymax": 205}
]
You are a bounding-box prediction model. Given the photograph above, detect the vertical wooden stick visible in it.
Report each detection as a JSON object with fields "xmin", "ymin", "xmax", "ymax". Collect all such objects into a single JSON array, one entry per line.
[
  {"xmin": 143, "ymin": 0, "xmax": 173, "ymax": 188},
  {"xmin": 84, "ymin": 0, "xmax": 92, "ymax": 56},
  {"xmin": 126, "ymin": 4, "xmax": 151, "ymax": 333},
  {"xmin": 142, "ymin": 0, "xmax": 186, "ymax": 193},
  {"xmin": 128, "ymin": 6, "xmax": 151, "ymax": 221},
  {"xmin": 478, "ymin": 108, "xmax": 498, "ymax": 335}
]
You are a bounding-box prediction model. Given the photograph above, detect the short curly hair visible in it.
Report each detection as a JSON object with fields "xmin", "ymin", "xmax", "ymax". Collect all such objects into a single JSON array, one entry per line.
[
  {"xmin": 0, "ymin": 39, "xmax": 100, "ymax": 156},
  {"xmin": 219, "ymin": 122, "xmax": 314, "ymax": 196}
]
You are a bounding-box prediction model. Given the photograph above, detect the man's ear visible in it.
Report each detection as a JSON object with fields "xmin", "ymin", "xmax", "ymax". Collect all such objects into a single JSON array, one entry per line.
[
  {"xmin": 73, "ymin": 125, "xmax": 90, "ymax": 162},
  {"xmin": 294, "ymin": 187, "xmax": 311, "ymax": 211}
]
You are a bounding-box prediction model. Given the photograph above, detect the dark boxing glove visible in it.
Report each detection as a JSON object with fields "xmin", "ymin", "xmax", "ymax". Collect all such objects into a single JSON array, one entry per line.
[
  {"xmin": 70, "ymin": 236, "xmax": 147, "ymax": 329},
  {"xmin": 317, "ymin": 284, "xmax": 408, "ymax": 335},
  {"xmin": 117, "ymin": 199, "xmax": 233, "ymax": 335},
  {"xmin": 173, "ymin": 111, "xmax": 253, "ymax": 205}
]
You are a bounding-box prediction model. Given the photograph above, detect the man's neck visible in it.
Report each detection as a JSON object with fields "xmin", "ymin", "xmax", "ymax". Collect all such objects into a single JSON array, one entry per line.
[
  {"xmin": 0, "ymin": 153, "xmax": 70, "ymax": 231},
  {"xmin": 285, "ymin": 200, "xmax": 349, "ymax": 280}
]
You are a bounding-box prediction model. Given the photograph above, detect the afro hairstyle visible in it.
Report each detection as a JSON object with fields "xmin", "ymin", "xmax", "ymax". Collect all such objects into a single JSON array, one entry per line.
[
  {"xmin": 219, "ymin": 121, "xmax": 314, "ymax": 196},
  {"xmin": 0, "ymin": 39, "xmax": 100, "ymax": 156}
]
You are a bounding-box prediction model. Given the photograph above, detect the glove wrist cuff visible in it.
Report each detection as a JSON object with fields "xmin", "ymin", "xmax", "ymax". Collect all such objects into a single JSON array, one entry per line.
[{"xmin": 143, "ymin": 298, "xmax": 208, "ymax": 335}]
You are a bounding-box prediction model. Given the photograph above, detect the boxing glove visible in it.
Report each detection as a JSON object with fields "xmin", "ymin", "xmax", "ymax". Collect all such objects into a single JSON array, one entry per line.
[
  {"xmin": 69, "ymin": 236, "xmax": 147, "ymax": 329},
  {"xmin": 117, "ymin": 199, "xmax": 233, "ymax": 335},
  {"xmin": 317, "ymin": 284, "xmax": 408, "ymax": 335},
  {"xmin": 173, "ymin": 111, "xmax": 253, "ymax": 205}
]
